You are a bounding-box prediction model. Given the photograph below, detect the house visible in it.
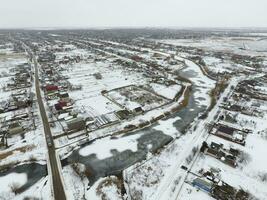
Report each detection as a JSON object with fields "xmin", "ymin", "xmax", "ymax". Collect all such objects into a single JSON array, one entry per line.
[
  {"xmin": 55, "ymin": 101, "xmax": 67, "ymax": 111},
  {"xmin": 224, "ymin": 155, "xmax": 237, "ymax": 167},
  {"xmin": 216, "ymin": 126, "xmax": 235, "ymax": 139},
  {"xmin": 133, "ymin": 107, "xmax": 144, "ymax": 115},
  {"xmin": 192, "ymin": 178, "xmax": 213, "ymax": 193},
  {"xmin": 45, "ymin": 85, "xmax": 59, "ymax": 92},
  {"xmin": 116, "ymin": 110, "xmax": 132, "ymax": 120},
  {"xmin": 210, "ymin": 142, "xmax": 223, "ymax": 150},
  {"xmin": 131, "ymin": 55, "xmax": 143, "ymax": 62},
  {"xmin": 229, "ymin": 148, "xmax": 239, "ymax": 156},
  {"xmin": 14, "ymin": 99, "xmax": 28, "ymax": 108},
  {"xmin": 206, "ymin": 148, "xmax": 219, "ymax": 158},
  {"xmin": 210, "ymin": 181, "xmax": 249, "ymax": 200},
  {"xmin": 215, "ymin": 124, "xmax": 246, "ymax": 145},
  {"xmin": 203, "ymin": 142, "xmax": 238, "ymax": 168},
  {"xmin": 205, "ymin": 142, "xmax": 224, "ymax": 158},
  {"xmin": 46, "ymin": 92, "xmax": 58, "ymax": 100},
  {"xmin": 7, "ymin": 122, "xmax": 24, "ymax": 135},
  {"xmin": 66, "ymin": 117, "xmax": 85, "ymax": 131},
  {"xmin": 223, "ymin": 113, "xmax": 237, "ymax": 123},
  {"xmin": 58, "ymin": 92, "xmax": 70, "ymax": 102},
  {"xmin": 229, "ymin": 104, "xmax": 243, "ymax": 112},
  {"xmin": 44, "ymin": 68, "xmax": 53, "ymax": 75}
]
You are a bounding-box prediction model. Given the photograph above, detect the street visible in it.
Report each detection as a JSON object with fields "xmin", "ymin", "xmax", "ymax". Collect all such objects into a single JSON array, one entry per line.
[{"xmin": 33, "ymin": 55, "xmax": 67, "ymax": 200}]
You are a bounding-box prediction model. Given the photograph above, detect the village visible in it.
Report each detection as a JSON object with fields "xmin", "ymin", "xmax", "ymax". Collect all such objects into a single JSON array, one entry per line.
[{"xmin": 0, "ymin": 29, "xmax": 266, "ymax": 200}]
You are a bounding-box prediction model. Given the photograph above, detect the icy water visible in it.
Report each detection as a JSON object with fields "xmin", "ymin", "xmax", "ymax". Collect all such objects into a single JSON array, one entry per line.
[
  {"xmin": 173, "ymin": 69, "xmax": 207, "ymax": 133},
  {"xmin": 0, "ymin": 163, "xmax": 47, "ymax": 193},
  {"xmin": 64, "ymin": 129, "xmax": 172, "ymax": 185}
]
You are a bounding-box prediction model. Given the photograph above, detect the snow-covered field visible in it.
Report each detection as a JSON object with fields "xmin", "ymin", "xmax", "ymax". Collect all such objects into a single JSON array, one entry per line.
[
  {"xmin": 150, "ymin": 83, "xmax": 182, "ymax": 100},
  {"xmin": 79, "ymin": 134, "xmax": 140, "ymax": 159},
  {"xmin": 160, "ymin": 37, "xmax": 267, "ymax": 56}
]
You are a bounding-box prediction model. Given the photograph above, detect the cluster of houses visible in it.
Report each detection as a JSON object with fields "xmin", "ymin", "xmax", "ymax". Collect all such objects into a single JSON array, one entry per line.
[
  {"xmin": 58, "ymin": 55, "xmax": 81, "ymax": 65},
  {"xmin": 222, "ymin": 78, "xmax": 267, "ymax": 118},
  {"xmin": 38, "ymin": 51, "xmax": 88, "ymax": 134},
  {"xmin": 200, "ymin": 141, "xmax": 239, "ymax": 168},
  {"xmin": 38, "ymin": 48, "xmax": 121, "ymax": 135},
  {"xmin": 1, "ymin": 90, "xmax": 34, "ymax": 114},
  {"xmin": 5, "ymin": 63, "xmax": 32, "ymax": 91},
  {"xmin": 0, "ymin": 63, "xmax": 35, "ymax": 148},
  {"xmin": 192, "ymin": 169, "xmax": 250, "ymax": 200},
  {"xmin": 189, "ymin": 77, "xmax": 265, "ymax": 199},
  {"xmin": 230, "ymin": 54, "xmax": 264, "ymax": 71}
]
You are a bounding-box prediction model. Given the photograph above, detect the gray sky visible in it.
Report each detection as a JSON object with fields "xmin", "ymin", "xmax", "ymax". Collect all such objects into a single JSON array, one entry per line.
[{"xmin": 0, "ymin": 0, "xmax": 267, "ymax": 28}]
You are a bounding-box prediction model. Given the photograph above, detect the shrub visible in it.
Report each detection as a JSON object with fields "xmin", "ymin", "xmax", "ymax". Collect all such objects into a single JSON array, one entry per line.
[{"xmin": 10, "ymin": 182, "xmax": 21, "ymax": 195}]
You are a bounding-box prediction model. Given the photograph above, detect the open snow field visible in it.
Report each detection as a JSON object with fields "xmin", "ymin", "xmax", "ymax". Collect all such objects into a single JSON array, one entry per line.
[{"xmin": 160, "ymin": 36, "xmax": 267, "ymax": 56}]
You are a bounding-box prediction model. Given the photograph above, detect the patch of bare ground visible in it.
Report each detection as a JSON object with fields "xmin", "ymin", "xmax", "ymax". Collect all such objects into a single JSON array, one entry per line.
[
  {"xmin": 0, "ymin": 145, "xmax": 35, "ymax": 160},
  {"xmin": 96, "ymin": 176, "xmax": 124, "ymax": 200}
]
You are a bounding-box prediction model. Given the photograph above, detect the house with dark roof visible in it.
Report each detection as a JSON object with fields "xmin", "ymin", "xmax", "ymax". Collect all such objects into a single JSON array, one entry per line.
[{"xmin": 216, "ymin": 126, "xmax": 235, "ymax": 139}]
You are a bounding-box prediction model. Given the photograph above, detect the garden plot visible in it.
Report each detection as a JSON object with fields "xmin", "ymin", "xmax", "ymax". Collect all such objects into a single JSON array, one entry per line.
[
  {"xmin": 0, "ymin": 99, "xmax": 47, "ymax": 165},
  {"xmin": 75, "ymin": 95, "xmax": 121, "ymax": 116},
  {"xmin": 150, "ymin": 83, "xmax": 182, "ymax": 100},
  {"xmin": 0, "ymin": 54, "xmax": 29, "ymax": 102},
  {"xmin": 63, "ymin": 59, "xmax": 149, "ymax": 116},
  {"xmin": 179, "ymin": 184, "xmax": 214, "ymax": 200},
  {"xmin": 55, "ymin": 47, "xmax": 90, "ymax": 60},
  {"xmin": 62, "ymin": 166, "xmax": 123, "ymax": 200},
  {"xmin": 203, "ymin": 56, "xmax": 234, "ymax": 73},
  {"xmin": 106, "ymin": 85, "xmax": 169, "ymax": 112},
  {"xmin": 0, "ymin": 55, "xmax": 28, "ymax": 77},
  {"xmin": 124, "ymin": 117, "xmax": 199, "ymax": 200},
  {"xmin": 0, "ymin": 42, "xmax": 16, "ymax": 55}
]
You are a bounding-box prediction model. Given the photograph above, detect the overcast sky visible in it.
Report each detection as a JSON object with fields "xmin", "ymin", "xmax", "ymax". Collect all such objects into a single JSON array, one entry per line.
[{"xmin": 0, "ymin": 0, "xmax": 267, "ymax": 28}]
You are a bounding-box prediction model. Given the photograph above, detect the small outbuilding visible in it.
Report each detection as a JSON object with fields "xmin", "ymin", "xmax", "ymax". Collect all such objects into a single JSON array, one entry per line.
[{"xmin": 192, "ymin": 178, "xmax": 213, "ymax": 193}]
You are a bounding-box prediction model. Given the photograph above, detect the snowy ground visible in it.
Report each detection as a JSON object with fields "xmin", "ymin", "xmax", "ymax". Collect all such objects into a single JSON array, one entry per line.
[
  {"xmin": 2, "ymin": 32, "xmax": 266, "ymax": 200},
  {"xmin": 160, "ymin": 37, "xmax": 267, "ymax": 57}
]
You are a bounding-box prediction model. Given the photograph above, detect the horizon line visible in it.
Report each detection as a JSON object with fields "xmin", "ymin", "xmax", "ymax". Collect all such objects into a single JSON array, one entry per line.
[{"xmin": 1, "ymin": 26, "xmax": 267, "ymax": 31}]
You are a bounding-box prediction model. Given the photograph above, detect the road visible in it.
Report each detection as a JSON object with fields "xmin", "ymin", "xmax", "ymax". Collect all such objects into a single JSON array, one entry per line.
[{"xmin": 33, "ymin": 55, "xmax": 67, "ymax": 200}]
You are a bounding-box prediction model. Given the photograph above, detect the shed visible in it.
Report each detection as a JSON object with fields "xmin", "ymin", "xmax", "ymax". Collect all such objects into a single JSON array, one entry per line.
[{"xmin": 192, "ymin": 178, "xmax": 213, "ymax": 193}]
